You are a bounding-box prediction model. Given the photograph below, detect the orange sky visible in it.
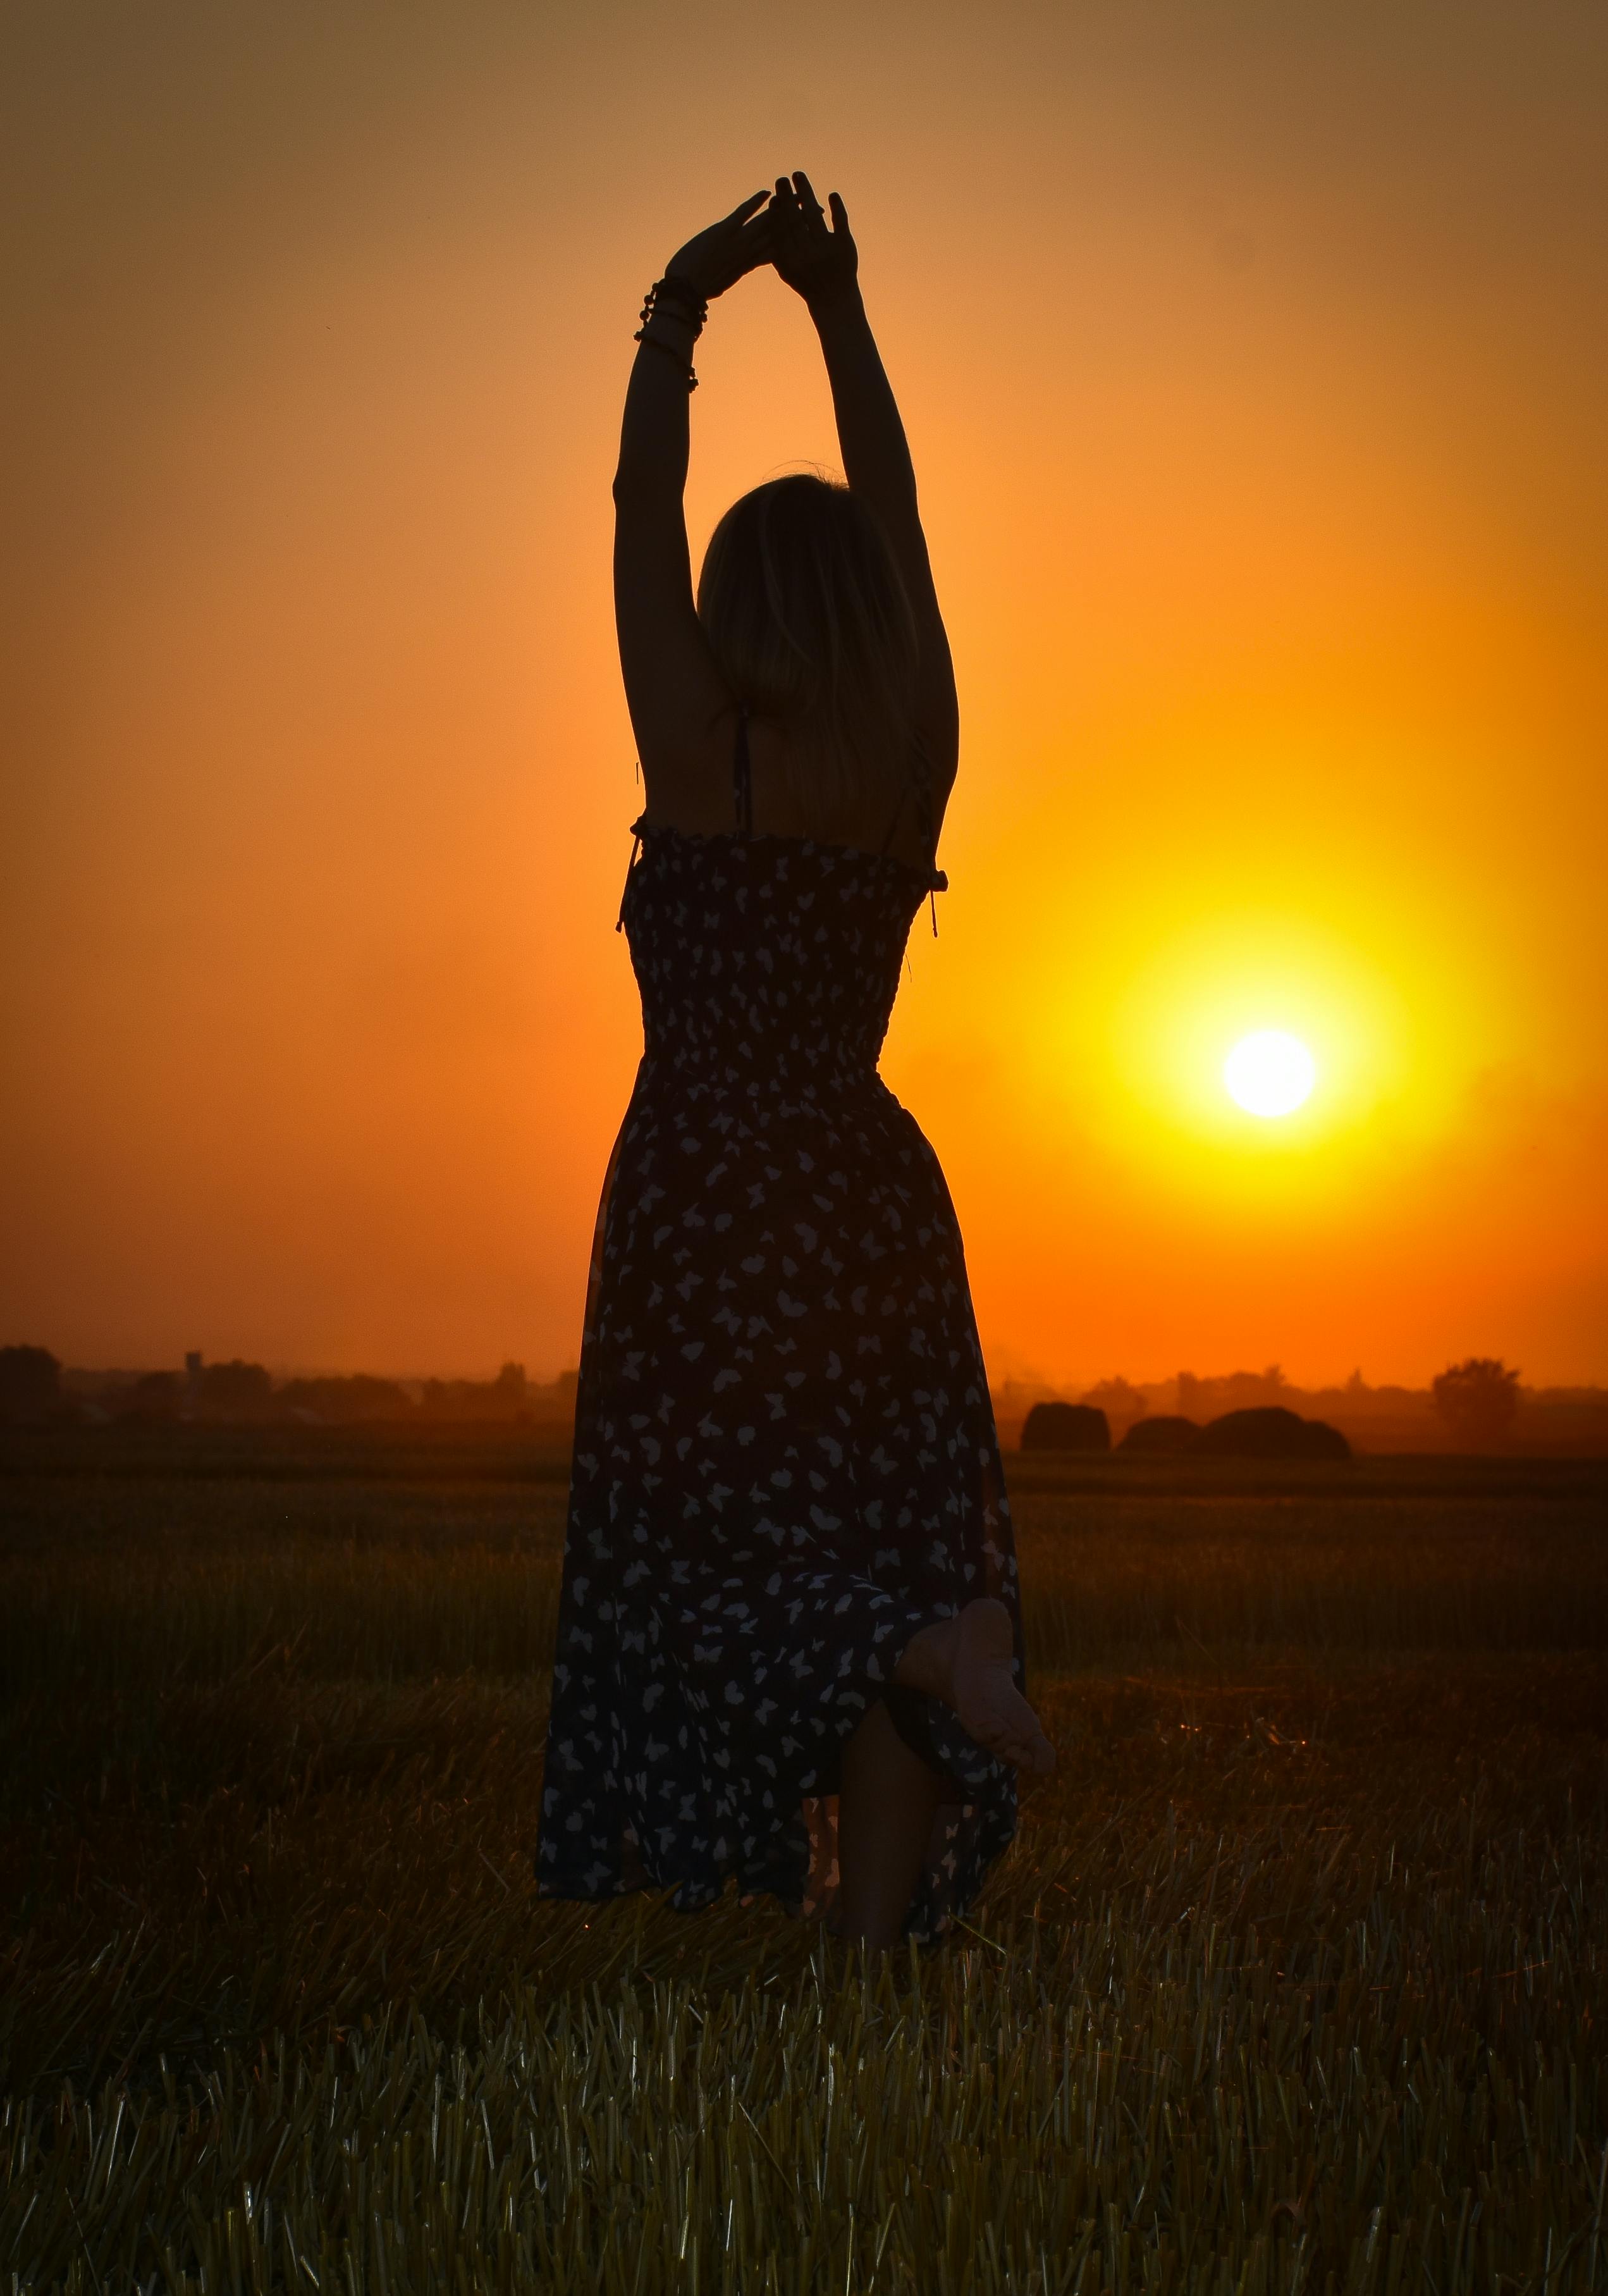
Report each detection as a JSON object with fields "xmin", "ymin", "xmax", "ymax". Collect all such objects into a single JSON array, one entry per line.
[{"xmin": 4, "ymin": 3, "xmax": 1605, "ymax": 1388}]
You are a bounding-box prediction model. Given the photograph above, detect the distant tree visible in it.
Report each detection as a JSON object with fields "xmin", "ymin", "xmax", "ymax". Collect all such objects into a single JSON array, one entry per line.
[
  {"xmin": 1177, "ymin": 1366, "xmax": 1286, "ymax": 1419},
  {"xmin": 1431, "ymin": 1358, "xmax": 1520, "ymax": 1448},
  {"xmin": 1216, "ymin": 1365, "xmax": 1287, "ymax": 1409},
  {"xmin": 126, "ymin": 1370, "xmax": 181, "ymax": 1421},
  {"xmin": 1079, "ymin": 1377, "xmax": 1148, "ymax": 1426},
  {"xmin": 0, "ymin": 1344, "xmax": 61, "ymax": 1424},
  {"xmin": 278, "ymin": 1375, "xmax": 413, "ymax": 1424},
  {"xmin": 419, "ymin": 1367, "xmax": 532, "ymax": 1423},
  {"xmin": 197, "ymin": 1359, "xmax": 275, "ymax": 1419}
]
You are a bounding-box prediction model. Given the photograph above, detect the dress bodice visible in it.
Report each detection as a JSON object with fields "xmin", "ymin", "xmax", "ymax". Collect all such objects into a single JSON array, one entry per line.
[
  {"xmin": 618, "ymin": 712, "xmax": 948, "ymax": 1094},
  {"xmin": 620, "ymin": 825, "xmax": 938, "ymax": 1092}
]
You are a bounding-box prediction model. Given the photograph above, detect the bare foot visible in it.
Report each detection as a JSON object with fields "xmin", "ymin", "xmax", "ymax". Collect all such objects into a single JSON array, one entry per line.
[{"xmin": 897, "ymin": 1599, "xmax": 1055, "ymax": 1775}]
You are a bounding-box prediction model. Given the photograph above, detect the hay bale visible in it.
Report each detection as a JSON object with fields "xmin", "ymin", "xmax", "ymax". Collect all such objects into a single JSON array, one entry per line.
[
  {"xmin": 1194, "ymin": 1406, "xmax": 1351, "ymax": 1460},
  {"xmin": 1021, "ymin": 1401, "xmax": 1111, "ymax": 1453},
  {"xmin": 1117, "ymin": 1414, "xmax": 1200, "ymax": 1455}
]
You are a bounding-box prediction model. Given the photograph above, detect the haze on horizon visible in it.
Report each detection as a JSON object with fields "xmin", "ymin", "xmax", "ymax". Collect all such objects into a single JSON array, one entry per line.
[{"xmin": 3, "ymin": 1, "xmax": 1605, "ymax": 1391}]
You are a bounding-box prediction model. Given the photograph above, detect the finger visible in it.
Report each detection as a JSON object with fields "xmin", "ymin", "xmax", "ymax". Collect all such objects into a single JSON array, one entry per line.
[
  {"xmin": 790, "ymin": 175, "xmax": 826, "ymax": 234},
  {"xmin": 727, "ymin": 190, "xmax": 769, "ymax": 223},
  {"xmin": 828, "ymin": 190, "xmax": 851, "ymax": 237}
]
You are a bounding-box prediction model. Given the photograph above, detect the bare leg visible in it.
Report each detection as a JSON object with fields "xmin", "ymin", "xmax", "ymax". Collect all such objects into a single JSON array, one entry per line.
[
  {"xmin": 895, "ymin": 1598, "xmax": 1055, "ymax": 1775},
  {"xmin": 836, "ymin": 1700, "xmax": 942, "ymax": 1952},
  {"xmin": 835, "ymin": 1602, "xmax": 1053, "ymax": 1951}
]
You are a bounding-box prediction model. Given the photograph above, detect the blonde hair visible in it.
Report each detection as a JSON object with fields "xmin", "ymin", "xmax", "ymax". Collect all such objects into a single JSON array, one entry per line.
[{"xmin": 696, "ymin": 474, "xmax": 919, "ymax": 837}]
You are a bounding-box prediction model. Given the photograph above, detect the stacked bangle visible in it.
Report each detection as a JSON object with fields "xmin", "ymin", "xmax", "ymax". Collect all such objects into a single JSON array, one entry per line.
[
  {"xmin": 634, "ymin": 275, "xmax": 707, "ymax": 388},
  {"xmin": 639, "ymin": 275, "xmax": 708, "ymax": 330}
]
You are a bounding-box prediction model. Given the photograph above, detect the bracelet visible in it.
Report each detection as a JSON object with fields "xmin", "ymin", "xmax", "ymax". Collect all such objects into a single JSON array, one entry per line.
[
  {"xmin": 634, "ymin": 330, "xmax": 697, "ymax": 390},
  {"xmin": 638, "ymin": 275, "xmax": 708, "ymax": 334},
  {"xmin": 654, "ymin": 273, "xmax": 709, "ymax": 319}
]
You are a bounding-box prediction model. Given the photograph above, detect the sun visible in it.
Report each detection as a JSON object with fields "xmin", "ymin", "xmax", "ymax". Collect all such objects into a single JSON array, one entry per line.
[{"xmin": 1224, "ymin": 1030, "xmax": 1316, "ymax": 1118}]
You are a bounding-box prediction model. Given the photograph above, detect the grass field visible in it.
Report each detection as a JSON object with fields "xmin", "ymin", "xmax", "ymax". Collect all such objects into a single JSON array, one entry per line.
[{"xmin": 2, "ymin": 1435, "xmax": 1605, "ymax": 2292}]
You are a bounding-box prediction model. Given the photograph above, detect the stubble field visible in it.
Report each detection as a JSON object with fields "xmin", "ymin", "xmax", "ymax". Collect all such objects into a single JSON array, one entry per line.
[{"xmin": 1, "ymin": 1430, "xmax": 1605, "ymax": 2293}]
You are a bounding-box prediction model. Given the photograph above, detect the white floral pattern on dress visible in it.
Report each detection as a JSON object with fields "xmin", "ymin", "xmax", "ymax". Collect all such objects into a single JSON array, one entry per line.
[{"xmin": 537, "ymin": 816, "xmax": 1024, "ymax": 1939}]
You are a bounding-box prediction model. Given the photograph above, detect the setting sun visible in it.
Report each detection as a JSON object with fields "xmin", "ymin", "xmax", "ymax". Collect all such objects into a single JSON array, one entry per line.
[{"xmin": 1224, "ymin": 1031, "xmax": 1317, "ymax": 1119}]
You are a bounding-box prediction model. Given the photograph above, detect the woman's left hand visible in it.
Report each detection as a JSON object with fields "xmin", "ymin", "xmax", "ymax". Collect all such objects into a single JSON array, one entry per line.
[
  {"xmin": 663, "ymin": 191, "xmax": 775, "ymax": 300},
  {"xmin": 767, "ymin": 173, "xmax": 858, "ymax": 312}
]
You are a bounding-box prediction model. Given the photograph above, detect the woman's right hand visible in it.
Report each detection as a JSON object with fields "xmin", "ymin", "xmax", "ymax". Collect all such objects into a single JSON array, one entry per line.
[
  {"xmin": 662, "ymin": 192, "xmax": 775, "ymax": 301},
  {"xmin": 768, "ymin": 172, "xmax": 859, "ymax": 312}
]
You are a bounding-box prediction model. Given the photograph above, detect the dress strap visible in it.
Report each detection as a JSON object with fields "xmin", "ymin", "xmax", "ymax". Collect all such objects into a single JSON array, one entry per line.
[
  {"xmin": 908, "ymin": 737, "xmax": 948, "ymax": 936},
  {"xmin": 732, "ymin": 705, "xmax": 754, "ymax": 836}
]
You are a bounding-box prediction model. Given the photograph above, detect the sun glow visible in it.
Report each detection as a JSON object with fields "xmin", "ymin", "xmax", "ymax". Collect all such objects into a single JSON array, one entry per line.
[
  {"xmin": 1074, "ymin": 896, "xmax": 1421, "ymax": 1194},
  {"xmin": 1224, "ymin": 1031, "xmax": 1317, "ymax": 1118}
]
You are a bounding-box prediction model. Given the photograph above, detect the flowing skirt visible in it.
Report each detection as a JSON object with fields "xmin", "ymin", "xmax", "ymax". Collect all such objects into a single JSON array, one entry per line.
[{"xmin": 536, "ymin": 1061, "xmax": 1024, "ymax": 1939}]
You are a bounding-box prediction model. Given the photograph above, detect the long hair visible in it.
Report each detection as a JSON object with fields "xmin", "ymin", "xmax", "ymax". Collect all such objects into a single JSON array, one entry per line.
[{"xmin": 696, "ymin": 473, "xmax": 919, "ymax": 837}]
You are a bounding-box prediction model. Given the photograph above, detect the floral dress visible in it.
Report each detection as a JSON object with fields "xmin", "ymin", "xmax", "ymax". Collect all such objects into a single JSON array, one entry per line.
[{"xmin": 537, "ymin": 725, "xmax": 1024, "ymax": 1938}]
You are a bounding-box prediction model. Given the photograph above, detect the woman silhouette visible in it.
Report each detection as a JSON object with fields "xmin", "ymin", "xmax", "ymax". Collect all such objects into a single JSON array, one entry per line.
[{"xmin": 538, "ymin": 176, "xmax": 1052, "ymax": 1951}]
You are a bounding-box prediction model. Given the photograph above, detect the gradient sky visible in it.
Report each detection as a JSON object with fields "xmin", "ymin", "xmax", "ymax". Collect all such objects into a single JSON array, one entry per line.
[{"xmin": 4, "ymin": 1, "xmax": 1605, "ymax": 1387}]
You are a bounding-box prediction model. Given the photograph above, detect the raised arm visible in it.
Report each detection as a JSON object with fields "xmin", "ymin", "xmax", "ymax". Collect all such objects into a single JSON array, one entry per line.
[
  {"xmin": 613, "ymin": 194, "xmax": 772, "ymax": 799},
  {"xmin": 768, "ymin": 174, "xmax": 959, "ymax": 786}
]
